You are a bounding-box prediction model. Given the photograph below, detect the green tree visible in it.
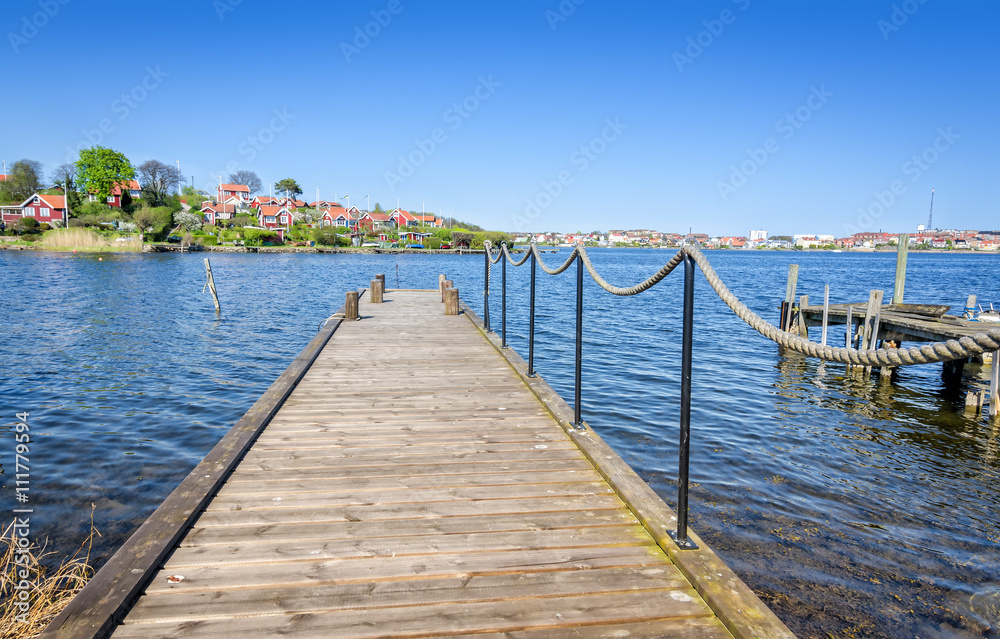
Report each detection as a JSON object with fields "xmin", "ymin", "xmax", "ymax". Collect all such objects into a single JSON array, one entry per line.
[
  {"xmin": 274, "ymin": 178, "xmax": 302, "ymax": 200},
  {"xmin": 373, "ymin": 202, "xmax": 385, "ymax": 215},
  {"xmin": 75, "ymin": 147, "xmax": 136, "ymax": 203},
  {"xmin": 1, "ymin": 159, "xmax": 44, "ymax": 202}
]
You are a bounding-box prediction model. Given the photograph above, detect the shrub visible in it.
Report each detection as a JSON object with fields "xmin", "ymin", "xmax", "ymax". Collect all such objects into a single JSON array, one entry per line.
[
  {"xmin": 425, "ymin": 237, "xmax": 442, "ymax": 249},
  {"xmin": 241, "ymin": 228, "xmax": 282, "ymax": 244},
  {"xmin": 17, "ymin": 217, "xmax": 39, "ymax": 231}
]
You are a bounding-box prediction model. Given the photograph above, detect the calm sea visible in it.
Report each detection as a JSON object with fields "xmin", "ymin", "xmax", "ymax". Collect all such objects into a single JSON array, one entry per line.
[{"xmin": 1, "ymin": 248, "xmax": 998, "ymax": 638}]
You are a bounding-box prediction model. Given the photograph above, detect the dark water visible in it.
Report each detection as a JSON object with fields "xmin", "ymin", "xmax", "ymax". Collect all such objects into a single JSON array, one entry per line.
[{"xmin": 1, "ymin": 248, "xmax": 998, "ymax": 638}]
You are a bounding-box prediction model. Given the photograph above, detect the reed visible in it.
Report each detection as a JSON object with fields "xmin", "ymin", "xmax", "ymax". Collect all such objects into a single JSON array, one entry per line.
[
  {"xmin": 37, "ymin": 228, "xmax": 141, "ymax": 252},
  {"xmin": 0, "ymin": 508, "xmax": 98, "ymax": 639}
]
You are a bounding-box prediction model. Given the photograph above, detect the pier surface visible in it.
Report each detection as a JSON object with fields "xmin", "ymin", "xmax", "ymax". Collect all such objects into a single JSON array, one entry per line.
[{"xmin": 48, "ymin": 289, "xmax": 793, "ymax": 638}]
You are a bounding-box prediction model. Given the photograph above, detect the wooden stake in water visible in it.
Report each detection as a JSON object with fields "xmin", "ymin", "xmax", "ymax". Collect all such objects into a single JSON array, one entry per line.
[
  {"xmin": 203, "ymin": 258, "xmax": 221, "ymax": 313},
  {"xmin": 991, "ymin": 350, "xmax": 999, "ymax": 419},
  {"xmin": 821, "ymin": 285, "xmax": 830, "ymax": 346},
  {"xmin": 783, "ymin": 264, "xmax": 799, "ymax": 332},
  {"xmin": 894, "ymin": 234, "xmax": 909, "ymax": 304}
]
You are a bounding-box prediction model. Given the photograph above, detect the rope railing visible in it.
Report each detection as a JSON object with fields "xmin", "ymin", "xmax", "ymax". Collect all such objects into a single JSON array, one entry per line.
[
  {"xmin": 480, "ymin": 239, "xmax": 1000, "ymax": 550},
  {"xmin": 483, "ymin": 241, "xmax": 1000, "ymax": 367}
]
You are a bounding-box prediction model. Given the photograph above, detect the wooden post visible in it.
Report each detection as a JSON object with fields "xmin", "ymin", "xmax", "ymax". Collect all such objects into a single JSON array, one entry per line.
[
  {"xmin": 783, "ymin": 264, "xmax": 799, "ymax": 332},
  {"xmin": 203, "ymin": 258, "xmax": 221, "ymax": 313},
  {"xmin": 375, "ymin": 273, "xmax": 386, "ymax": 292},
  {"xmin": 845, "ymin": 304, "xmax": 853, "ymax": 373},
  {"xmin": 370, "ymin": 279, "xmax": 383, "ymax": 303},
  {"xmin": 894, "ymin": 234, "xmax": 908, "ymax": 304},
  {"xmin": 860, "ymin": 290, "xmax": 884, "ymax": 377},
  {"xmin": 966, "ymin": 389, "xmax": 985, "ymax": 415},
  {"xmin": 798, "ymin": 295, "xmax": 809, "ymax": 338},
  {"xmin": 991, "ymin": 350, "xmax": 999, "ymax": 418},
  {"xmin": 821, "ymin": 284, "xmax": 830, "ymax": 346},
  {"xmin": 444, "ymin": 288, "xmax": 459, "ymax": 315},
  {"xmin": 345, "ymin": 290, "xmax": 358, "ymax": 320},
  {"xmin": 438, "ymin": 274, "xmax": 446, "ymax": 301},
  {"xmin": 965, "ymin": 294, "xmax": 977, "ymax": 319}
]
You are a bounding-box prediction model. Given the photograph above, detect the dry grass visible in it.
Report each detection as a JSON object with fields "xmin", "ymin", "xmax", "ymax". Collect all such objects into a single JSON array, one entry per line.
[
  {"xmin": 0, "ymin": 507, "xmax": 99, "ymax": 639},
  {"xmin": 37, "ymin": 228, "xmax": 141, "ymax": 252}
]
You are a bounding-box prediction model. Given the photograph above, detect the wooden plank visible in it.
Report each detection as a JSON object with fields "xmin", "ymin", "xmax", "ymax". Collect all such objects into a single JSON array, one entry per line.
[
  {"xmin": 165, "ymin": 526, "xmax": 656, "ymax": 569},
  {"xmin": 39, "ymin": 310, "xmax": 351, "ymax": 639},
  {"xmin": 234, "ymin": 449, "xmax": 587, "ymax": 473},
  {"xmin": 182, "ymin": 510, "xmax": 639, "ymax": 547},
  {"xmin": 991, "ymin": 350, "xmax": 999, "ymax": 418},
  {"xmin": 242, "ymin": 441, "xmax": 580, "ymax": 460},
  {"xmin": 112, "ymin": 591, "xmax": 716, "ymax": 639},
  {"xmin": 821, "ymin": 284, "xmax": 830, "ymax": 346},
  {"xmin": 141, "ymin": 546, "xmax": 670, "ymax": 595},
  {"xmin": 124, "ymin": 565, "xmax": 693, "ymax": 624},
  {"xmin": 193, "ymin": 493, "xmax": 630, "ymax": 527},
  {"xmin": 894, "ymin": 233, "xmax": 909, "ymax": 304},
  {"xmin": 222, "ymin": 458, "xmax": 597, "ymax": 482},
  {"xmin": 206, "ymin": 481, "xmax": 612, "ymax": 512}
]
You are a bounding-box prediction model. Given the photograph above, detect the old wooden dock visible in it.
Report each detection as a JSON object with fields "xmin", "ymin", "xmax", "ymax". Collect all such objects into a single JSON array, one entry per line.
[{"xmin": 44, "ymin": 287, "xmax": 793, "ymax": 638}]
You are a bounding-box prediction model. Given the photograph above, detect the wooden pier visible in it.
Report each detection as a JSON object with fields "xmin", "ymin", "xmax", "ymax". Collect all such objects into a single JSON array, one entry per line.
[{"xmin": 44, "ymin": 287, "xmax": 793, "ymax": 638}]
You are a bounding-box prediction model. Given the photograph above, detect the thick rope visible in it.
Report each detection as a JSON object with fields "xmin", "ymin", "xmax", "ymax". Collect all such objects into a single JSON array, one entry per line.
[{"xmin": 517, "ymin": 242, "xmax": 1000, "ymax": 366}]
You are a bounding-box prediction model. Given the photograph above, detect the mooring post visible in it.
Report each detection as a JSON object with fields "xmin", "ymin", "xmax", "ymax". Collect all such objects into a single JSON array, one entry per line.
[
  {"xmin": 670, "ymin": 252, "xmax": 697, "ymax": 550},
  {"xmin": 574, "ymin": 251, "xmax": 583, "ymax": 429},
  {"xmin": 375, "ymin": 273, "xmax": 385, "ymax": 290},
  {"xmin": 501, "ymin": 244, "xmax": 507, "ymax": 349},
  {"xmin": 439, "ymin": 274, "xmax": 446, "ymax": 302},
  {"xmin": 990, "ymin": 350, "xmax": 999, "ymax": 419},
  {"xmin": 483, "ymin": 249, "xmax": 491, "ymax": 332},
  {"xmin": 798, "ymin": 295, "xmax": 809, "ymax": 338},
  {"xmin": 783, "ymin": 264, "xmax": 799, "ymax": 332},
  {"xmin": 203, "ymin": 258, "xmax": 221, "ymax": 314},
  {"xmin": 370, "ymin": 279, "xmax": 384, "ymax": 303},
  {"xmin": 444, "ymin": 288, "xmax": 459, "ymax": 316},
  {"xmin": 894, "ymin": 234, "xmax": 909, "ymax": 304},
  {"xmin": 345, "ymin": 290, "xmax": 359, "ymax": 320},
  {"xmin": 821, "ymin": 284, "xmax": 830, "ymax": 346},
  {"xmin": 845, "ymin": 304, "xmax": 854, "ymax": 373},
  {"xmin": 965, "ymin": 294, "xmax": 978, "ymax": 320},
  {"xmin": 528, "ymin": 248, "xmax": 537, "ymax": 377},
  {"xmin": 860, "ymin": 290, "xmax": 884, "ymax": 377}
]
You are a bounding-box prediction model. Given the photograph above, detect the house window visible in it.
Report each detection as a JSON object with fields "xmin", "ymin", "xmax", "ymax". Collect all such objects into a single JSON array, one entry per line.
[
  {"xmin": 107, "ymin": 196, "xmax": 115, "ymax": 203},
  {"xmin": 265, "ymin": 216, "xmax": 276, "ymax": 223},
  {"xmin": 279, "ymin": 215, "xmax": 287, "ymax": 224},
  {"xmin": 40, "ymin": 208, "xmax": 50, "ymax": 217}
]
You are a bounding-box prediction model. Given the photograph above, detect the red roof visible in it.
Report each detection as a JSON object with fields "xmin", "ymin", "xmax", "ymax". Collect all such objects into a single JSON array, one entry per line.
[
  {"xmin": 0, "ymin": 175, "xmax": 8, "ymax": 182},
  {"xmin": 20, "ymin": 193, "xmax": 67, "ymax": 209},
  {"xmin": 202, "ymin": 202, "xmax": 237, "ymax": 214},
  {"xmin": 365, "ymin": 212, "xmax": 390, "ymax": 222},
  {"xmin": 220, "ymin": 183, "xmax": 251, "ymax": 193},
  {"xmin": 111, "ymin": 180, "xmax": 141, "ymax": 195},
  {"xmin": 259, "ymin": 205, "xmax": 290, "ymax": 216}
]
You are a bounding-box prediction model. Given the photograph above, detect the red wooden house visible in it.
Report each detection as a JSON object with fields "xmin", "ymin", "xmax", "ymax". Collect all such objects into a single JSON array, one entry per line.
[
  {"xmin": 89, "ymin": 180, "xmax": 141, "ymax": 208},
  {"xmin": 16, "ymin": 193, "xmax": 68, "ymax": 226},
  {"xmin": 217, "ymin": 183, "xmax": 251, "ymax": 205},
  {"xmin": 258, "ymin": 205, "xmax": 294, "ymax": 238},
  {"xmin": 358, "ymin": 211, "xmax": 390, "ymax": 232},
  {"xmin": 202, "ymin": 202, "xmax": 238, "ymax": 225}
]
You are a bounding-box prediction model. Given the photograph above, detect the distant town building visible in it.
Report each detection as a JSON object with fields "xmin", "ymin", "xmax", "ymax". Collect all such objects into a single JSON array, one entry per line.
[{"xmin": 749, "ymin": 229, "xmax": 768, "ymax": 241}]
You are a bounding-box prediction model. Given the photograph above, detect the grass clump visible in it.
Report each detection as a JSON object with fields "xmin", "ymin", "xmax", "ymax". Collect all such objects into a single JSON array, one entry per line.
[
  {"xmin": 37, "ymin": 228, "xmax": 141, "ymax": 252},
  {"xmin": 0, "ymin": 508, "xmax": 98, "ymax": 639}
]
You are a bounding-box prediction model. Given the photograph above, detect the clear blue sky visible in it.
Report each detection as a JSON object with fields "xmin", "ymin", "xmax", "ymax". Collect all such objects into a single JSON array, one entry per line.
[{"xmin": 3, "ymin": 0, "xmax": 997, "ymax": 236}]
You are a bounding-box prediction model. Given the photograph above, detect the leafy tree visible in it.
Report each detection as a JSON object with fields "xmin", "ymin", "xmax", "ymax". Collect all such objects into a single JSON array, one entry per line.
[
  {"xmin": 274, "ymin": 178, "xmax": 302, "ymax": 200},
  {"xmin": 182, "ymin": 185, "xmax": 212, "ymax": 208},
  {"xmin": 228, "ymin": 170, "xmax": 262, "ymax": 195},
  {"xmin": 452, "ymin": 231, "xmax": 473, "ymax": 248},
  {"xmin": 373, "ymin": 202, "xmax": 385, "ymax": 215},
  {"xmin": 1, "ymin": 159, "xmax": 44, "ymax": 202},
  {"xmin": 76, "ymin": 147, "xmax": 136, "ymax": 203},
  {"xmin": 137, "ymin": 160, "xmax": 181, "ymax": 206},
  {"xmin": 173, "ymin": 211, "xmax": 203, "ymax": 232}
]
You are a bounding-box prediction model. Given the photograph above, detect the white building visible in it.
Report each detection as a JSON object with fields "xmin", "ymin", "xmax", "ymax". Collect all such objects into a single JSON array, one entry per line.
[{"xmin": 749, "ymin": 229, "xmax": 768, "ymax": 241}]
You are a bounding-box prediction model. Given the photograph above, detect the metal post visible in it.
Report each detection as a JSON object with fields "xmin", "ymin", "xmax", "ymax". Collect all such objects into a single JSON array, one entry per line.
[
  {"xmin": 483, "ymin": 247, "xmax": 491, "ymax": 332},
  {"xmin": 528, "ymin": 249, "xmax": 536, "ymax": 377},
  {"xmin": 574, "ymin": 251, "xmax": 583, "ymax": 428},
  {"xmin": 670, "ymin": 253, "xmax": 698, "ymax": 550},
  {"xmin": 501, "ymin": 245, "xmax": 507, "ymax": 348}
]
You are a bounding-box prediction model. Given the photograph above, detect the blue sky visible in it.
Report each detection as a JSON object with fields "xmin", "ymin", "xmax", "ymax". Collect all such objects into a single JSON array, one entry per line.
[{"xmin": 3, "ymin": 0, "xmax": 997, "ymax": 235}]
